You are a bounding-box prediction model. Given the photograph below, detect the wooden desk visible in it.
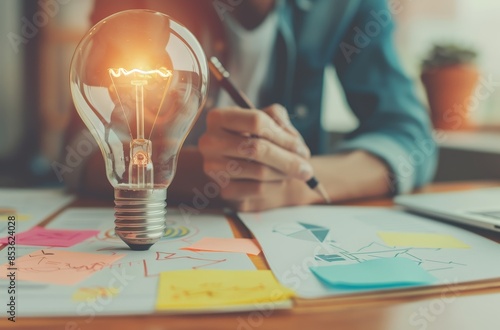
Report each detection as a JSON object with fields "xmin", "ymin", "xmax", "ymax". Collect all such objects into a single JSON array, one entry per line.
[{"xmin": 4, "ymin": 182, "xmax": 500, "ymax": 330}]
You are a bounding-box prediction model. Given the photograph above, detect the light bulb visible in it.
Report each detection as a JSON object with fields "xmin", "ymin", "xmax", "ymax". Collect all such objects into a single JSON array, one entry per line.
[{"xmin": 70, "ymin": 10, "xmax": 208, "ymax": 250}]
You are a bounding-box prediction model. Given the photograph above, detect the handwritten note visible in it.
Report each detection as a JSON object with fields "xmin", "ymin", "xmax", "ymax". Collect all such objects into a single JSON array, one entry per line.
[
  {"xmin": 310, "ymin": 258, "xmax": 436, "ymax": 289},
  {"xmin": 182, "ymin": 237, "xmax": 261, "ymax": 255},
  {"xmin": 0, "ymin": 226, "xmax": 99, "ymax": 247},
  {"xmin": 72, "ymin": 286, "xmax": 121, "ymax": 302},
  {"xmin": 0, "ymin": 249, "xmax": 124, "ymax": 285},
  {"xmin": 155, "ymin": 270, "xmax": 294, "ymax": 310},
  {"xmin": 378, "ymin": 232, "xmax": 470, "ymax": 249}
]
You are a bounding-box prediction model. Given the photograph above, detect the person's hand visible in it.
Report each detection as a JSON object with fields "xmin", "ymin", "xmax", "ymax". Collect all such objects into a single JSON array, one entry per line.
[{"xmin": 198, "ymin": 104, "xmax": 317, "ymax": 211}]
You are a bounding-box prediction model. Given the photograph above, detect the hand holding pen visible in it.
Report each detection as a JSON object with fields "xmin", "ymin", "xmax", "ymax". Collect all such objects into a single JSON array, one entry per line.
[
  {"xmin": 208, "ymin": 57, "xmax": 331, "ymax": 204},
  {"xmin": 196, "ymin": 56, "xmax": 331, "ymax": 210}
]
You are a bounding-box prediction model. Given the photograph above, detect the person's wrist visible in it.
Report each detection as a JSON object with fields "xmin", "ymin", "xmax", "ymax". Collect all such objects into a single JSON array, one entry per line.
[{"xmin": 308, "ymin": 151, "xmax": 391, "ymax": 203}]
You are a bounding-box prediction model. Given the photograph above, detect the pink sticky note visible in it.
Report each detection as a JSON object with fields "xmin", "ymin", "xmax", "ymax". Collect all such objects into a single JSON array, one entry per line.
[
  {"xmin": 182, "ymin": 237, "xmax": 261, "ymax": 255},
  {"xmin": 0, "ymin": 226, "xmax": 99, "ymax": 247},
  {"xmin": 0, "ymin": 249, "xmax": 124, "ymax": 285}
]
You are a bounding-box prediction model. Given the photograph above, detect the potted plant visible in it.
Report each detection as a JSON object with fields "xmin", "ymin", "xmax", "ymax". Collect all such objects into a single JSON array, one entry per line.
[{"xmin": 421, "ymin": 43, "xmax": 479, "ymax": 130}]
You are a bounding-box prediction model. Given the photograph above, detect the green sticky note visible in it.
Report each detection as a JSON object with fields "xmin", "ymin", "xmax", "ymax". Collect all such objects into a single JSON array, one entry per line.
[
  {"xmin": 378, "ymin": 232, "xmax": 470, "ymax": 249},
  {"xmin": 310, "ymin": 258, "xmax": 436, "ymax": 289}
]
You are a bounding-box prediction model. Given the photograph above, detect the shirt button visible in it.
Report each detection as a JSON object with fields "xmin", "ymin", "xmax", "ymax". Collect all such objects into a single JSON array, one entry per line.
[{"xmin": 294, "ymin": 104, "xmax": 309, "ymax": 119}]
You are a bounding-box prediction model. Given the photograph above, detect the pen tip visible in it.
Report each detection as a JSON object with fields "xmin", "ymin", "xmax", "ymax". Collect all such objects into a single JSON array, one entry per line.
[{"xmin": 315, "ymin": 184, "xmax": 331, "ymax": 204}]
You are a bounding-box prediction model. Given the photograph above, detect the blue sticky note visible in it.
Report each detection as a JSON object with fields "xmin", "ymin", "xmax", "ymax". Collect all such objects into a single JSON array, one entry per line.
[{"xmin": 310, "ymin": 258, "xmax": 436, "ymax": 289}]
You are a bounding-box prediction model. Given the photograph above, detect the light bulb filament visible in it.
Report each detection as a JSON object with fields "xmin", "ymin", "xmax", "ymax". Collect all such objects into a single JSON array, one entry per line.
[
  {"xmin": 108, "ymin": 67, "xmax": 173, "ymax": 140},
  {"xmin": 108, "ymin": 68, "xmax": 172, "ymax": 78},
  {"xmin": 107, "ymin": 67, "xmax": 173, "ymax": 188}
]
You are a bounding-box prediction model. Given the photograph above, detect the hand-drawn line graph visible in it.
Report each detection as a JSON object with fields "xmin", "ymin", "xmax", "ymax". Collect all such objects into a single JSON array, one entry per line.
[
  {"xmin": 153, "ymin": 252, "xmax": 227, "ymax": 270},
  {"xmin": 103, "ymin": 251, "xmax": 227, "ymax": 278}
]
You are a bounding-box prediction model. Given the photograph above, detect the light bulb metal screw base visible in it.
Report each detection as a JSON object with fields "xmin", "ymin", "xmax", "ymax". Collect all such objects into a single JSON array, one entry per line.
[{"xmin": 114, "ymin": 188, "xmax": 167, "ymax": 250}]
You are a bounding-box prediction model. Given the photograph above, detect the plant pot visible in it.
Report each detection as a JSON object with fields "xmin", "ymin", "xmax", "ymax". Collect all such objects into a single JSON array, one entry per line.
[{"xmin": 421, "ymin": 64, "xmax": 480, "ymax": 130}]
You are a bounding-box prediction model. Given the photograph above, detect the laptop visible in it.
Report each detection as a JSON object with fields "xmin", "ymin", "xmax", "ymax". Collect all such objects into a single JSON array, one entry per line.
[{"xmin": 395, "ymin": 187, "xmax": 500, "ymax": 232}]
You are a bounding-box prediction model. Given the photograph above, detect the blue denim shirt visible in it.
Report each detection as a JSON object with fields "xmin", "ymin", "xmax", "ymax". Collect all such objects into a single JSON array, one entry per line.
[{"xmin": 264, "ymin": 0, "xmax": 437, "ymax": 193}]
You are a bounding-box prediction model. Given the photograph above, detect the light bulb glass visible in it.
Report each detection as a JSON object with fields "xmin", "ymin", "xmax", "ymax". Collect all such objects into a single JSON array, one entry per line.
[{"xmin": 70, "ymin": 10, "xmax": 208, "ymax": 250}]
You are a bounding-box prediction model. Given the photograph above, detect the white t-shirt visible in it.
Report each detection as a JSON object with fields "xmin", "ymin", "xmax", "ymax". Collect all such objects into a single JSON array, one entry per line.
[
  {"xmin": 215, "ymin": 10, "xmax": 279, "ymax": 108},
  {"xmin": 184, "ymin": 10, "xmax": 279, "ymax": 146}
]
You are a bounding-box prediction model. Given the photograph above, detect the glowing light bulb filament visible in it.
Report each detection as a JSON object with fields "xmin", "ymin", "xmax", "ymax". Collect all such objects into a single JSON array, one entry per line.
[
  {"xmin": 108, "ymin": 68, "xmax": 172, "ymax": 78},
  {"xmin": 108, "ymin": 67, "xmax": 172, "ymax": 188}
]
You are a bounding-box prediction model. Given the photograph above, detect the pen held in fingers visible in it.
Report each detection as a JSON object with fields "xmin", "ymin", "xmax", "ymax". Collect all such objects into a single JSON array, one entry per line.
[
  {"xmin": 209, "ymin": 56, "xmax": 255, "ymax": 109},
  {"xmin": 208, "ymin": 56, "xmax": 331, "ymax": 204}
]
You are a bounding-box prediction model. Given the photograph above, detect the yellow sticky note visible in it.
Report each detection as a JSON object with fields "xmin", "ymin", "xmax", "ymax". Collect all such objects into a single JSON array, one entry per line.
[
  {"xmin": 378, "ymin": 232, "xmax": 470, "ymax": 249},
  {"xmin": 72, "ymin": 286, "xmax": 120, "ymax": 302},
  {"xmin": 155, "ymin": 270, "xmax": 295, "ymax": 310},
  {"xmin": 0, "ymin": 210, "xmax": 30, "ymax": 221}
]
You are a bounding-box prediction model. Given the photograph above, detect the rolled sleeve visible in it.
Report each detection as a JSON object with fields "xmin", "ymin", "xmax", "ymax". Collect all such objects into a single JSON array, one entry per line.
[{"xmin": 331, "ymin": 0, "xmax": 437, "ymax": 193}]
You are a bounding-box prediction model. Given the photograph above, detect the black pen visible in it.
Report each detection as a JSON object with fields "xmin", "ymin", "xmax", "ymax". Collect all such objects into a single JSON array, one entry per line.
[{"xmin": 208, "ymin": 56, "xmax": 331, "ymax": 204}]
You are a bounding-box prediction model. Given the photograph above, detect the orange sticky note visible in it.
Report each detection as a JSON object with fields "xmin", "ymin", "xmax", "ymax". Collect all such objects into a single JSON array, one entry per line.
[
  {"xmin": 182, "ymin": 237, "xmax": 261, "ymax": 255},
  {"xmin": 0, "ymin": 249, "xmax": 124, "ymax": 285}
]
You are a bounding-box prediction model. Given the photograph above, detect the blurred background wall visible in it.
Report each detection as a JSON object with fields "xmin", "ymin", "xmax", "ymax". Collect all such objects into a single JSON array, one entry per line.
[
  {"xmin": 1, "ymin": 0, "xmax": 500, "ymax": 187},
  {"xmin": 0, "ymin": 0, "xmax": 40, "ymax": 186}
]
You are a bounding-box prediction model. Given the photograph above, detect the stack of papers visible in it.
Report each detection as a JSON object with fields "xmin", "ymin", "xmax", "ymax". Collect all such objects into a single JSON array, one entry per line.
[
  {"xmin": 0, "ymin": 207, "xmax": 285, "ymax": 316},
  {"xmin": 238, "ymin": 206, "xmax": 500, "ymax": 298}
]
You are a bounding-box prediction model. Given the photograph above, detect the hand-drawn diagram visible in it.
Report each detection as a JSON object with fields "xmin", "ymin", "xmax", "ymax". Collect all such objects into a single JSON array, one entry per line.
[
  {"xmin": 103, "ymin": 251, "xmax": 228, "ymax": 278},
  {"xmin": 273, "ymin": 222, "xmax": 330, "ymax": 243},
  {"xmin": 275, "ymin": 221, "xmax": 466, "ymax": 273},
  {"xmin": 0, "ymin": 210, "xmax": 256, "ymax": 317},
  {"xmin": 240, "ymin": 208, "xmax": 500, "ymax": 299},
  {"xmin": 316, "ymin": 241, "xmax": 466, "ymax": 272}
]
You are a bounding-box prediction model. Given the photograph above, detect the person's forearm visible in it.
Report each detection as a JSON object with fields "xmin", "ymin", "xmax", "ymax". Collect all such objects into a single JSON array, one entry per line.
[
  {"xmin": 79, "ymin": 148, "xmax": 391, "ymax": 207},
  {"xmin": 307, "ymin": 151, "xmax": 391, "ymax": 204}
]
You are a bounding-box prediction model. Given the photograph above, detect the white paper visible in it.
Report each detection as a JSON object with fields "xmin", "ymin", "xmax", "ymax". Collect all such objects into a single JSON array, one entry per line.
[
  {"xmin": 0, "ymin": 208, "xmax": 256, "ymax": 317},
  {"xmin": 0, "ymin": 188, "xmax": 75, "ymax": 234},
  {"xmin": 238, "ymin": 206, "xmax": 500, "ymax": 298}
]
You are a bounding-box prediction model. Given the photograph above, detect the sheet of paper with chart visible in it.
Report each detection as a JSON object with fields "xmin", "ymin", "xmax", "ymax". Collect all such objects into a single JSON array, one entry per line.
[
  {"xmin": 238, "ymin": 206, "xmax": 500, "ymax": 299},
  {"xmin": 0, "ymin": 208, "xmax": 256, "ymax": 316},
  {"xmin": 0, "ymin": 188, "xmax": 75, "ymax": 233}
]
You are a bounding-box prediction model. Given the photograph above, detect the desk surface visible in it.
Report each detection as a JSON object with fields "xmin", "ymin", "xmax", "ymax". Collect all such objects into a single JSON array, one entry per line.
[{"xmin": 4, "ymin": 181, "xmax": 500, "ymax": 330}]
